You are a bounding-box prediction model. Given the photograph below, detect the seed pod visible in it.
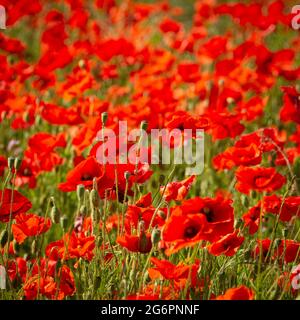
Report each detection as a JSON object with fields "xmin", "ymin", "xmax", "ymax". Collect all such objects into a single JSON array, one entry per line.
[
  {"xmin": 8, "ymin": 157, "xmax": 15, "ymax": 171},
  {"xmin": 101, "ymin": 112, "xmax": 108, "ymax": 126},
  {"xmin": 151, "ymin": 226, "xmax": 161, "ymax": 245},
  {"xmin": 77, "ymin": 184, "xmax": 85, "ymax": 202},
  {"xmin": 50, "ymin": 206, "xmax": 60, "ymax": 224},
  {"xmin": 60, "ymin": 215, "xmax": 68, "ymax": 231},
  {"xmin": 0, "ymin": 229, "xmax": 8, "ymax": 248}
]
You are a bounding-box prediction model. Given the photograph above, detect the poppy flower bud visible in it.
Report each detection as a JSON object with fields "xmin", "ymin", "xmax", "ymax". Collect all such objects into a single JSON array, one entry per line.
[
  {"xmin": 282, "ymin": 228, "xmax": 288, "ymax": 238},
  {"xmin": 8, "ymin": 157, "xmax": 15, "ymax": 171},
  {"xmin": 158, "ymin": 210, "xmax": 166, "ymax": 220},
  {"xmin": 274, "ymin": 238, "xmax": 281, "ymax": 248},
  {"xmin": 13, "ymin": 240, "xmax": 20, "ymax": 254},
  {"xmin": 79, "ymin": 205, "xmax": 87, "ymax": 216},
  {"xmin": 151, "ymin": 226, "xmax": 161, "ymax": 245},
  {"xmin": 49, "ymin": 196, "xmax": 55, "ymax": 207},
  {"xmin": 124, "ymin": 171, "xmax": 131, "ymax": 181},
  {"xmin": 140, "ymin": 120, "xmax": 148, "ymax": 131},
  {"xmin": 139, "ymin": 232, "xmax": 148, "ymax": 253},
  {"xmin": 94, "ymin": 275, "xmax": 101, "ymax": 291},
  {"xmin": 60, "ymin": 215, "xmax": 68, "ymax": 231},
  {"xmin": 50, "ymin": 206, "xmax": 60, "ymax": 224},
  {"xmin": 31, "ymin": 239, "xmax": 37, "ymax": 255},
  {"xmin": 138, "ymin": 220, "xmax": 145, "ymax": 233},
  {"xmin": 0, "ymin": 229, "xmax": 8, "ymax": 248},
  {"xmin": 92, "ymin": 177, "xmax": 98, "ymax": 191},
  {"xmin": 242, "ymin": 196, "xmax": 249, "ymax": 208},
  {"xmin": 14, "ymin": 157, "xmax": 22, "ymax": 171},
  {"xmin": 101, "ymin": 112, "xmax": 108, "ymax": 126},
  {"xmin": 77, "ymin": 184, "xmax": 85, "ymax": 202},
  {"xmin": 90, "ymin": 189, "xmax": 99, "ymax": 207}
]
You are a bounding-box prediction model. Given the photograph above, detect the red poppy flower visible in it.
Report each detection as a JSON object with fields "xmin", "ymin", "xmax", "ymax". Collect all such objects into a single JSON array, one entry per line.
[
  {"xmin": 117, "ymin": 232, "xmax": 152, "ymax": 254},
  {"xmin": 280, "ymin": 86, "xmax": 300, "ymax": 124},
  {"xmin": 208, "ymin": 231, "xmax": 244, "ymax": 257},
  {"xmin": 213, "ymin": 143, "xmax": 262, "ymax": 170},
  {"xmin": 160, "ymin": 18, "xmax": 181, "ymax": 33},
  {"xmin": 12, "ymin": 213, "xmax": 52, "ymax": 244},
  {"xmin": 276, "ymin": 240, "xmax": 300, "ymax": 264},
  {"xmin": 148, "ymin": 258, "xmax": 201, "ymax": 288},
  {"xmin": 161, "ymin": 175, "xmax": 195, "ymax": 202},
  {"xmin": 23, "ymin": 265, "xmax": 75, "ymax": 300},
  {"xmin": 235, "ymin": 166, "xmax": 286, "ymax": 194},
  {"xmin": 178, "ymin": 196, "xmax": 234, "ymax": 242},
  {"xmin": 58, "ymin": 157, "xmax": 112, "ymax": 192},
  {"xmin": 216, "ymin": 286, "xmax": 254, "ymax": 300},
  {"xmin": 163, "ymin": 211, "xmax": 210, "ymax": 255},
  {"xmin": 263, "ymin": 195, "xmax": 300, "ymax": 222},
  {"xmin": 242, "ymin": 204, "xmax": 262, "ymax": 235},
  {"xmin": 46, "ymin": 231, "xmax": 95, "ymax": 262},
  {"xmin": 0, "ymin": 155, "xmax": 7, "ymax": 177},
  {"xmin": 0, "ymin": 189, "xmax": 32, "ymax": 222}
]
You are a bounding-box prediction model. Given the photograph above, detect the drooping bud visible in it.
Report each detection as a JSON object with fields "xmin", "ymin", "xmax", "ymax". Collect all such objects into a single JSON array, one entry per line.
[
  {"xmin": 140, "ymin": 120, "xmax": 148, "ymax": 131},
  {"xmin": 50, "ymin": 206, "xmax": 60, "ymax": 224},
  {"xmin": 14, "ymin": 157, "xmax": 22, "ymax": 171},
  {"xmin": 60, "ymin": 215, "xmax": 68, "ymax": 231},
  {"xmin": 101, "ymin": 112, "xmax": 108, "ymax": 126},
  {"xmin": 151, "ymin": 226, "xmax": 161, "ymax": 245},
  {"xmin": 124, "ymin": 171, "xmax": 131, "ymax": 181},
  {"xmin": 158, "ymin": 210, "xmax": 166, "ymax": 220},
  {"xmin": 0, "ymin": 229, "xmax": 8, "ymax": 248},
  {"xmin": 8, "ymin": 157, "xmax": 15, "ymax": 171}
]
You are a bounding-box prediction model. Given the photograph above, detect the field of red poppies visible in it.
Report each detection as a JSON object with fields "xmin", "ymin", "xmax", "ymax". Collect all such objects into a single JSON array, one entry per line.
[{"xmin": 0, "ymin": 0, "xmax": 300, "ymax": 300}]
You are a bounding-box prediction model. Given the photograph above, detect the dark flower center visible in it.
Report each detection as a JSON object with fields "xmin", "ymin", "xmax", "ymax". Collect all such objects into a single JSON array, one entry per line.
[
  {"xmin": 81, "ymin": 174, "xmax": 93, "ymax": 181},
  {"xmin": 202, "ymin": 207, "xmax": 214, "ymax": 222},
  {"xmin": 184, "ymin": 226, "xmax": 198, "ymax": 239}
]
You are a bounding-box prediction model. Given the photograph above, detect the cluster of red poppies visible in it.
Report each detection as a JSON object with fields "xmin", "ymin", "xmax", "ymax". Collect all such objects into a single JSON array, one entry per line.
[{"xmin": 0, "ymin": 0, "xmax": 300, "ymax": 300}]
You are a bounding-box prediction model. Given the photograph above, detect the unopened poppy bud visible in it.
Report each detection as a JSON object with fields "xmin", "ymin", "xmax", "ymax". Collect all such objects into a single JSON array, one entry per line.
[
  {"xmin": 140, "ymin": 120, "xmax": 148, "ymax": 131},
  {"xmin": 158, "ymin": 210, "xmax": 166, "ymax": 220},
  {"xmin": 60, "ymin": 215, "xmax": 68, "ymax": 231},
  {"xmin": 79, "ymin": 205, "xmax": 87, "ymax": 216},
  {"xmin": 101, "ymin": 112, "xmax": 108, "ymax": 126},
  {"xmin": 90, "ymin": 189, "xmax": 99, "ymax": 207},
  {"xmin": 8, "ymin": 157, "xmax": 15, "ymax": 171},
  {"xmin": 0, "ymin": 229, "xmax": 8, "ymax": 248},
  {"xmin": 282, "ymin": 228, "xmax": 288, "ymax": 238},
  {"xmin": 138, "ymin": 232, "xmax": 148, "ymax": 253},
  {"xmin": 94, "ymin": 275, "xmax": 101, "ymax": 291},
  {"xmin": 138, "ymin": 220, "xmax": 145, "ymax": 233},
  {"xmin": 124, "ymin": 171, "xmax": 131, "ymax": 181},
  {"xmin": 14, "ymin": 157, "xmax": 22, "ymax": 171},
  {"xmin": 242, "ymin": 196, "xmax": 249, "ymax": 208},
  {"xmin": 49, "ymin": 196, "xmax": 55, "ymax": 207},
  {"xmin": 50, "ymin": 206, "xmax": 60, "ymax": 224},
  {"xmin": 274, "ymin": 238, "xmax": 281, "ymax": 248},
  {"xmin": 151, "ymin": 226, "xmax": 161, "ymax": 245},
  {"xmin": 77, "ymin": 184, "xmax": 85, "ymax": 202},
  {"xmin": 92, "ymin": 177, "xmax": 98, "ymax": 191},
  {"xmin": 31, "ymin": 239, "xmax": 37, "ymax": 255},
  {"xmin": 13, "ymin": 240, "xmax": 20, "ymax": 254}
]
